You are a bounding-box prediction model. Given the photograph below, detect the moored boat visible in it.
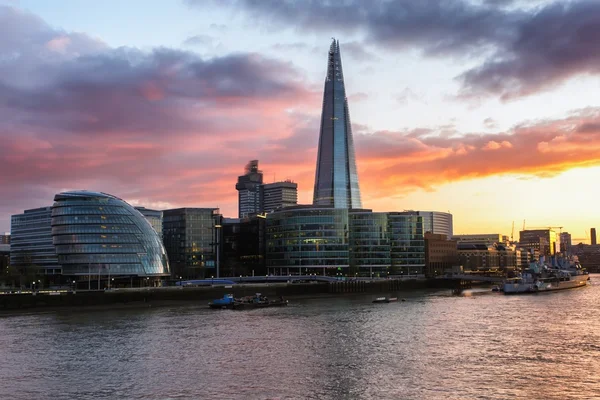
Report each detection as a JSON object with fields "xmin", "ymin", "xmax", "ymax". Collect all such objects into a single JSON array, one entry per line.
[
  {"xmin": 503, "ymin": 259, "xmax": 590, "ymax": 294},
  {"xmin": 372, "ymin": 297, "xmax": 398, "ymax": 303},
  {"xmin": 209, "ymin": 293, "xmax": 288, "ymax": 309}
]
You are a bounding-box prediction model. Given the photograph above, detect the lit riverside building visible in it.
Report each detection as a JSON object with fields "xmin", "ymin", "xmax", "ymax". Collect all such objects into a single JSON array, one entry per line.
[
  {"xmin": 264, "ymin": 39, "xmax": 453, "ymax": 277},
  {"xmin": 10, "ymin": 191, "xmax": 170, "ymax": 288}
]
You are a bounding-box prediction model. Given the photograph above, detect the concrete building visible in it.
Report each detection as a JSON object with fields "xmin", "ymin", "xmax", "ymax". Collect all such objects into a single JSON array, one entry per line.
[
  {"xmin": 260, "ymin": 180, "xmax": 298, "ymax": 213},
  {"xmin": 236, "ymin": 160, "xmax": 263, "ymax": 218},
  {"xmin": 0, "ymin": 233, "xmax": 9, "ymax": 244},
  {"xmin": 452, "ymin": 234, "xmax": 503, "ymax": 246},
  {"xmin": 457, "ymin": 242, "xmax": 517, "ymax": 272},
  {"xmin": 573, "ymin": 244, "xmax": 600, "ymax": 272},
  {"xmin": 424, "ymin": 233, "xmax": 458, "ymax": 277},
  {"xmin": 519, "ymin": 229, "xmax": 557, "ymax": 256},
  {"xmin": 162, "ymin": 208, "xmax": 221, "ymax": 279},
  {"xmin": 560, "ymin": 232, "xmax": 572, "ymax": 254}
]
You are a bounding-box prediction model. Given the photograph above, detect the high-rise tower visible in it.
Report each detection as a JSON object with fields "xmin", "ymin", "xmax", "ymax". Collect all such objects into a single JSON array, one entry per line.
[
  {"xmin": 313, "ymin": 39, "xmax": 362, "ymax": 209},
  {"xmin": 236, "ymin": 160, "xmax": 263, "ymax": 218}
]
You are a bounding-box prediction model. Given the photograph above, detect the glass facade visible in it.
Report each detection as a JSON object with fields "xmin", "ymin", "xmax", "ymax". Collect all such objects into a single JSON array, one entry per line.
[
  {"xmin": 313, "ymin": 39, "xmax": 362, "ymax": 209},
  {"xmin": 162, "ymin": 208, "xmax": 220, "ymax": 279},
  {"xmin": 388, "ymin": 212, "xmax": 425, "ymax": 275},
  {"xmin": 418, "ymin": 211, "xmax": 453, "ymax": 238},
  {"xmin": 135, "ymin": 206, "xmax": 163, "ymax": 241},
  {"xmin": 349, "ymin": 211, "xmax": 390, "ymax": 274},
  {"xmin": 10, "ymin": 207, "xmax": 60, "ymax": 274},
  {"xmin": 266, "ymin": 206, "xmax": 349, "ymax": 274},
  {"xmin": 51, "ymin": 191, "xmax": 170, "ymax": 276}
]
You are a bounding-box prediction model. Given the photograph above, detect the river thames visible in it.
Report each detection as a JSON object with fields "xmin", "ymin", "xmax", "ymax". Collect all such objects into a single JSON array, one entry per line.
[{"xmin": 1, "ymin": 278, "xmax": 600, "ymax": 400}]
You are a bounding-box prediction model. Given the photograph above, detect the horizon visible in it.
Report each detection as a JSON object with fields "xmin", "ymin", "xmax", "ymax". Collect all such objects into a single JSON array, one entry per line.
[{"xmin": 1, "ymin": 1, "xmax": 599, "ymax": 241}]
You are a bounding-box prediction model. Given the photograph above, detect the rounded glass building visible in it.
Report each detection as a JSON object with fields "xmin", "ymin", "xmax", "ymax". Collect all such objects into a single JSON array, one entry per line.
[{"xmin": 51, "ymin": 191, "xmax": 170, "ymax": 279}]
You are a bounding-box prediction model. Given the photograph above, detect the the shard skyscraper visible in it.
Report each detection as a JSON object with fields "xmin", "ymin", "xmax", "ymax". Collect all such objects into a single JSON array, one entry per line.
[{"xmin": 313, "ymin": 39, "xmax": 362, "ymax": 209}]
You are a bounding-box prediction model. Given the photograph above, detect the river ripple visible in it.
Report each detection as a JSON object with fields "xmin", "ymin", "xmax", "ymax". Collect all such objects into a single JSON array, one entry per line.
[{"xmin": 1, "ymin": 277, "xmax": 600, "ymax": 400}]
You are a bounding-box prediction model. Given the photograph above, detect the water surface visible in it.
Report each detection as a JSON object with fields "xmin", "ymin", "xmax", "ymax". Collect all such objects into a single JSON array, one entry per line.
[{"xmin": 1, "ymin": 278, "xmax": 599, "ymax": 399}]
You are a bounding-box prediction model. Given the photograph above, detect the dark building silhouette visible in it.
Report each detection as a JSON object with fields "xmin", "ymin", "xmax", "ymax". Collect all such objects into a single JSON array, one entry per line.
[
  {"xmin": 162, "ymin": 208, "xmax": 221, "ymax": 279},
  {"xmin": 591, "ymin": 228, "xmax": 597, "ymax": 245},
  {"xmin": 313, "ymin": 39, "xmax": 362, "ymax": 209},
  {"xmin": 236, "ymin": 160, "xmax": 263, "ymax": 218}
]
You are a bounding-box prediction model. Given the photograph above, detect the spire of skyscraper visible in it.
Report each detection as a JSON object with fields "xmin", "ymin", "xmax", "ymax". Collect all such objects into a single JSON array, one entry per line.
[{"xmin": 313, "ymin": 39, "xmax": 362, "ymax": 209}]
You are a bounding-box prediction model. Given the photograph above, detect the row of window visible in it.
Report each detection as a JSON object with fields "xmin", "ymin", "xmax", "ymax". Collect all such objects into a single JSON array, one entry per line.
[
  {"xmin": 52, "ymin": 215, "xmax": 136, "ymax": 225},
  {"xmin": 52, "ymin": 206, "xmax": 132, "ymax": 216},
  {"xmin": 55, "ymin": 244, "xmax": 146, "ymax": 254}
]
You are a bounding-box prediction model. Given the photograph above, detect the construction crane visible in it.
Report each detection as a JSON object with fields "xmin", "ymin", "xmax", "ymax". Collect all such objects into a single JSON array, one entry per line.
[{"xmin": 511, "ymin": 221, "xmax": 515, "ymax": 242}]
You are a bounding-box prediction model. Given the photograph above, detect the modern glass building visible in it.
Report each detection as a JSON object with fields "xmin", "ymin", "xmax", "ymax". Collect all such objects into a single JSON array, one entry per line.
[
  {"xmin": 388, "ymin": 212, "xmax": 425, "ymax": 275},
  {"xmin": 349, "ymin": 211, "xmax": 390, "ymax": 276},
  {"xmin": 10, "ymin": 206, "xmax": 60, "ymax": 275},
  {"xmin": 266, "ymin": 206, "xmax": 350, "ymax": 275},
  {"xmin": 135, "ymin": 206, "xmax": 163, "ymax": 240},
  {"xmin": 313, "ymin": 39, "xmax": 362, "ymax": 209},
  {"xmin": 162, "ymin": 208, "xmax": 221, "ymax": 279},
  {"xmin": 51, "ymin": 191, "xmax": 170, "ymax": 280}
]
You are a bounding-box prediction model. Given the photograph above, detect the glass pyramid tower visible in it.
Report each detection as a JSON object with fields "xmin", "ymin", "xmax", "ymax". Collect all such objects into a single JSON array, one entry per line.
[{"xmin": 313, "ymin": 39, "xmax": 362, "ymax": 209}]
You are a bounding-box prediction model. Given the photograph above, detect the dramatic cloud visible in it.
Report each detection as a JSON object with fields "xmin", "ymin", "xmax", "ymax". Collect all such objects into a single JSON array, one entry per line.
[
  {"xmin": 193, "ymin": 0, "xmax": 600, "ymax": 99},
  {"xmin": 0, "ymin": 6, "xmax": 317, "ymax": 230},
  {"xmin": 354, "ymin": 107, "xmax": 600, "ymax": 197}
]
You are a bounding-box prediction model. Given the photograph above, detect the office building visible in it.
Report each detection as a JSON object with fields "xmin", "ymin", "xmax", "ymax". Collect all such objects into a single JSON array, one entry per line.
[
  {"xmin": 425, "ymin": 233, "xmax": 458, "ymax": 277},
  {"xmin": 236, "ymin": 160, "xmax": 263, "ymax": 218},
  {"xmin": 135, "ymin": 206, "xmax": 163, "ymax": 240},
  {"xmin": 266, "ymin": 206, "xmax": 350, "ymax": 275},
  {"xmin": 591, "ymin": 228, "xmax": 597, "ymax": 245},
  {"xmin": 388, "ymin": 212, "xmax": 425, "ymax": 275},
  {"xmin": 265, "ymin": 207, "xmax": 431, "ymax": 276},
  {"xmin": 452, "ymin": 234, "xmax": 503, "ymax": 246},
  {"xmin": 10, "ymin": 206, "xmax": 59, "ymax": 276},
  {"xmin": 0, "ymin": 233, "xmax": 9, "ymax": 244},
  {"xmin": 418, "ymin": 211, "xmax": 453, "ymax": 238},
  {"xmin": 519, "ymin": 229, "xmax": 557, "ymax": 256},
  {"xmin": 457, "ymin": 242, "xmax": 517, "ymax": 272},
  {"xmin": 260, "ymin": 180, "xmax": 298, "ymax": 213},
  {"xmin": 163, "ymin": 208, "xmax": 221, "ymax": 279},
  {"xmin": 313, "ymin": 39, "xmax": 362, "ymax": 209},
  {"xmin": 560, "ymin": 232, "xmax": 572, "ymax": 253},
  {"xmin": 51, "ymin": 191, "xmax": 170, "ymax": 285},
  {"xmin": 349, "ymin": 211, "xmax": 391, "ymax": 276}
]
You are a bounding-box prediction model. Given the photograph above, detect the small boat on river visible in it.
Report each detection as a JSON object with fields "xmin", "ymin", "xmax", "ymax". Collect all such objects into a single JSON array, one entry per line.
[
  {"xmin": 372, "ymin": 297, "xmax": 398, "ymax": 304},
  {"xmin": 209, "ymin": 293, "xmax": 288, "ymax": 309}
]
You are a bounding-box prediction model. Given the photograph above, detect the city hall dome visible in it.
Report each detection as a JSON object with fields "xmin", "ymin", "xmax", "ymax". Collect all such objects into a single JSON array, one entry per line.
[{"xmin": 51, "ymin": 191, "xmax": 170, "ymax": 277}]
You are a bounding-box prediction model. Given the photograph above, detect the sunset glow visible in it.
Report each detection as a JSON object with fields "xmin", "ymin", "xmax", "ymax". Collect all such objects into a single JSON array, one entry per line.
[{"xmin": 1, "ymin": 0, "xmax": 599, "ymax": 242}]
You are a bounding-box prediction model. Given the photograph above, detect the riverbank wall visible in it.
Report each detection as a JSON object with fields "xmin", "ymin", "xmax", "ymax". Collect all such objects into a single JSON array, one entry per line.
[{"xmin": 0, "ymin": 278, "xmax": 461, "ymax": 312}]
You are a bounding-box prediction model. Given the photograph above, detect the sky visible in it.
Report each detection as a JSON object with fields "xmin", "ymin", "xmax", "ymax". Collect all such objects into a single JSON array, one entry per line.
[{"xmin": 1, "ymin": 0, "xmax": 599, "ymax": 243}]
